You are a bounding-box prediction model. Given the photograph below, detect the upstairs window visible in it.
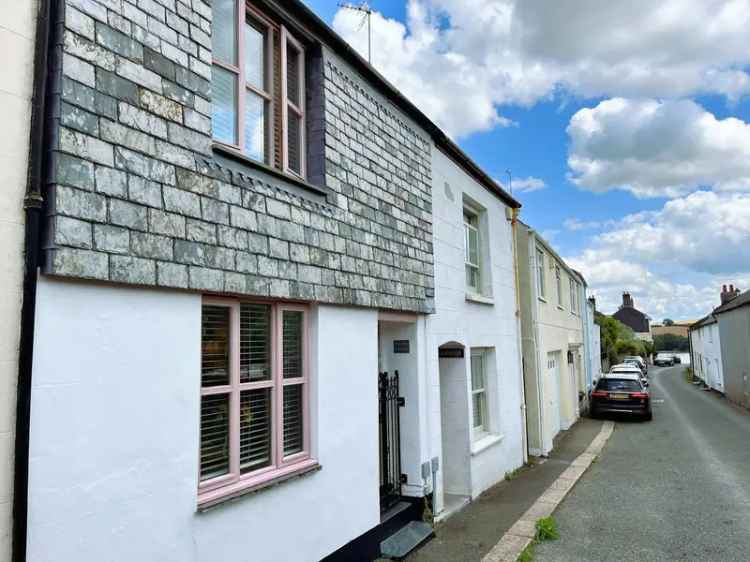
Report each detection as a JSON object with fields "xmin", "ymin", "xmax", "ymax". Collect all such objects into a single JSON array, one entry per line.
[
  {"xmin": 199, "ymin": 299, "xmax": 314, "ymax": 506},
  {"xmin": 536, "ymin": 248, "xmax": 546, "ymax": 299},
  {"xmin": 555, "ymin": 266, "xmax": 563, "ymax": 307},
  {"xmin": 464, "ymin": 209, "xmax": 481, "ymax": 293},
  {"xmin": 569, "ymin": 278, "xmax": 577, "ymax": 314},
  {"xmin": 212, "ymin": 1, "xmax": 306, "ymax": 179}
]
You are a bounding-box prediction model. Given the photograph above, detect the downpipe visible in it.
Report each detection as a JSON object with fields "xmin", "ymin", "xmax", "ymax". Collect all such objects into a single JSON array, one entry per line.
[
  {"xmin": 510, "ymin": 208, "xmax": 528, "ymax": 465},
  {"xmin": 13, "ymin": 0, "xmax": 55, "ymax": 560}
]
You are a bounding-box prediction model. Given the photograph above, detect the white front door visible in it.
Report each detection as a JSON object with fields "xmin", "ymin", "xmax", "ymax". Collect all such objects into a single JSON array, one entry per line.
[{"xmin": 547, "ymin": 352, "xmax": 561, "ymax": 438}]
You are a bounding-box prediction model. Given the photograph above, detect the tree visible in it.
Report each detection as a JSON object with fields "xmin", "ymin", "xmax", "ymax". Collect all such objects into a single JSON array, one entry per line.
[
  {"xmin": 663, "ymin": 318, "xmax": 675, "ymax": 326},
  {"xmin": 595, "ymin": 312, "xmax": 644, "ymax": 366},
  {"xmin": 654, "ymin": 334, "xmax": 689, "ymax": 352}
]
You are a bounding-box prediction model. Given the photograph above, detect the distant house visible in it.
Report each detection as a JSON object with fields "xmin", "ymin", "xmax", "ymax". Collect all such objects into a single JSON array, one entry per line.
[
  {"xmin": 714, "ymin": 286, "xmax": 750, "ymax": 410},
  {"xmin": 612, "ymin": 292, "xmax": 652, "ymax": 343},
  {"xmin": 652, "ymin": 321, "xmax": 694, "ymax": 339}
]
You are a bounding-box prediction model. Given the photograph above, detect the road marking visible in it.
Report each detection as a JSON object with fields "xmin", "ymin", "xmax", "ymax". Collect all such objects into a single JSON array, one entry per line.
[
  {"xmin": 482, "ymin": 421, "xmax": 615, "ymax": 562},
  {"xmin": 652, "ymin": 399, "xmax": 665, "ymax": 404}
]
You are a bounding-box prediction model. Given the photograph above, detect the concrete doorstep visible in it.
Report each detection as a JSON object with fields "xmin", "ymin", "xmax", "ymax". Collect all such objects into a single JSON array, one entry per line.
[{"xmin": 482, "ymin": 421, "xmax": 615, "ymax": 562}]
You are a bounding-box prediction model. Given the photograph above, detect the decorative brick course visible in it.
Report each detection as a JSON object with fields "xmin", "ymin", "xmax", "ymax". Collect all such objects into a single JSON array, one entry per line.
[{"xmin": 45, "ymin": 0, "xmax": 435, "ymax": 313}]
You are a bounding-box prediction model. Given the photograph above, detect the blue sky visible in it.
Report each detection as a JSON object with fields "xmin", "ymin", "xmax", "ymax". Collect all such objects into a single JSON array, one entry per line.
[{"xmin": 303, "ymin": 0, "xmax": 750, "ymax": 320}]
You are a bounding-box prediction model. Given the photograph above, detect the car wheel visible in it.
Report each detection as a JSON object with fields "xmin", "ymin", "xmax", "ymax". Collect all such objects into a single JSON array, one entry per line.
[{"xmin": 644, "ymin": 411, "xmax": 653, "ymax": 421}]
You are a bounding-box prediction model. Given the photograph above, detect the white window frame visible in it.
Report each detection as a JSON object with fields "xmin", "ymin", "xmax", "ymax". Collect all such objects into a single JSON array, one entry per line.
[
  {"xmin": 555, "ymin": 265, "xmax": 563, "ymax": 307},
  {"xmin": 569, "ymin": 278, "xmax": 577, "ymax": 314},
  {"xmin": 470, "ymin": 350, "xmax": 488, "ymax": 438},
  {"xmin": 536, "ymin": 248, "xmax": 546, "ymax": 299},
  {"xmin": 464, "ymin": 207, "xmax": 481, "ymax": 294}
]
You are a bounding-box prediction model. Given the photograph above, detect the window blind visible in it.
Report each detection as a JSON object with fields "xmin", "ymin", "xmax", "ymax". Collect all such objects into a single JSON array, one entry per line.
[
  {"xmin": 240, "ymin": 303, "xmax": 271, "ymax": 382},
  {"xmin": 240, "ymin": 389, "xmax": 272, "ymax": 472},
  {"xmin": 200, "ymin": 394, "xmax": 230, "ymax": 480},
  {"xmin": 202, "ymin": 306, "xmax": 230, "ymax": 387},
  {"xmin": 283, "ymin": 385, "xmax": 304, "ymax": 456}
]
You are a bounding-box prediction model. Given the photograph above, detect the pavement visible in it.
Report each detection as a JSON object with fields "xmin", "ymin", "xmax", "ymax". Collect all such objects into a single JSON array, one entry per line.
[
  {"xmin": 407, "ymin": 416, "xmax": 605, "ymax": 562},
  {"xmin": 534, "ymin": 364, "xmax": 750, "ymax": 562}
]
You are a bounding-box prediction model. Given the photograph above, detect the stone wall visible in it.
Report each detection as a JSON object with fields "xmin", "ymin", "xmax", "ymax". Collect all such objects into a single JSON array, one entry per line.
[{"xmin": 44, "ymin": 0, "xmax": 435, "ymax": 313}]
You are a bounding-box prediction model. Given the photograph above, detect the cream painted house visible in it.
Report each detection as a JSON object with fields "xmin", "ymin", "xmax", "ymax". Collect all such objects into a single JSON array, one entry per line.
[
  {"xmin": 516, "ymin": 223, "xmax": 586, "ymax": 456},
  {"xmin": 0, "ymin": 1, "xmax": 37, "ymax": 559}
]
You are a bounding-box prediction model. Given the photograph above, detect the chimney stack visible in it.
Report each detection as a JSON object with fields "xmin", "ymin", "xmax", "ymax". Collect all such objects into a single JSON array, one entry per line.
[
  {"xmin": 622, "ymin": 292, "xmax": 634, "ymax": 308},
  {"xmin": 721, "ymin": 284, "xmax": 740, "ymax": 305}
]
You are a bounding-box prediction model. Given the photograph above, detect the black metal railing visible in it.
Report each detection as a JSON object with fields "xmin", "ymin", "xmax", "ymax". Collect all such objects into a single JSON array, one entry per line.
[{"xmin": 379, "ymin": 370, "xmax": 404, "ymax": 512}]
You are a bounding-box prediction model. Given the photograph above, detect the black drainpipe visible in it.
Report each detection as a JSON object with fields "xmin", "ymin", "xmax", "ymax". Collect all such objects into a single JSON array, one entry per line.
[{"xmin": 13, "ymin": 0, "xmax": 55, "ymax": 560}]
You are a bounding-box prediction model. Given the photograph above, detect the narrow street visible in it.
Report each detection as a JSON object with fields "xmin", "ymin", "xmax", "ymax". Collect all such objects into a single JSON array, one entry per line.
[{"xmin": 534, "ymin": 365, "xmax": 750, "ymax": 562}]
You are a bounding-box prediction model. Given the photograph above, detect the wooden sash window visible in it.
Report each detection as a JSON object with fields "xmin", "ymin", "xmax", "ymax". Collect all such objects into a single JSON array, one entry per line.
[
  {"xmin": 211, "ymin": 1, "xmax": 306, "ymax": 178},
  {"xmin": 199, "ymin": 299, "xmax": 314, "ymax": 506}
]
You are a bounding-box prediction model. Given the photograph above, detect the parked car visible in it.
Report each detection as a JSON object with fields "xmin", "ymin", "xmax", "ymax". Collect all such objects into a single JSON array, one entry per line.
[
  {"xmin": 654, "ymin": 353, "xmax": 675, "ymax": 367},
  {"xmin": 624, "ymin": 355, "xmax": 648, "ymax": 374},
  {"xmin": 591, "ymin": 373, "xmax": 653, "ymax": 421},
  {"xmin": 672, "ymin": 355, "xmax": 682, "ymax": 364},
  {"xmin": 610, "ymin": 363, "xmax": 649, "ymax": 387}
]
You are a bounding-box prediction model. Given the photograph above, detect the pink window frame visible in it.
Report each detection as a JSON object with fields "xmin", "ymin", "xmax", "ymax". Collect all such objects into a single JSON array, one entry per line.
[
  {"xmin": 211, "ymin": 1, "xmax": 307, "ymax": 179},
  {"xmin": 281, "ymin": 26, "xmax": 307, "ymax": 179},
  {"xmin": 198, "ymin": 298, "xmax": 313, "ymax": 507},
  {"xmin": 212, "ymin": 1, "xmax": 275, "ymax": 161}
]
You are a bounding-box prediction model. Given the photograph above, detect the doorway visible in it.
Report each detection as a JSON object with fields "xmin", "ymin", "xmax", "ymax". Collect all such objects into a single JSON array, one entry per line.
[
  {"xmin": 547, "ymin": 351, "xmax": 562, "ymax": 439},
  {"xmin": 438, "ymin": 343, "xmax": 471, "ymax": 514}
]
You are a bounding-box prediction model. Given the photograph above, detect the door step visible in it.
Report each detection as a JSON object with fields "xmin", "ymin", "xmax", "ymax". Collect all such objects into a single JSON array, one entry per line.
[{"xmin": 379, "ymin": 521, "xmax": 434, "ymax": 560}]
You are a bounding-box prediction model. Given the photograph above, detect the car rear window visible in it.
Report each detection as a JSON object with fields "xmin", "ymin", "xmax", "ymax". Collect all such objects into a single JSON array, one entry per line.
[{"xmin": 596, "ymin": 379, "xmax": 642, "ymax": 392}]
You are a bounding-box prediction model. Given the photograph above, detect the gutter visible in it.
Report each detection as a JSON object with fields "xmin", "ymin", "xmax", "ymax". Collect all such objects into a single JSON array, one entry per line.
[{"xmin": 13, "ymin": 0, "xmax": 55, "ymax": 560}]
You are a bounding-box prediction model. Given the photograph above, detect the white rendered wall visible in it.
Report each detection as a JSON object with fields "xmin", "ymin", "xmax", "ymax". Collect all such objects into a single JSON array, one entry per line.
[
  {"xmin": 690, "ymin": 323, "xmax": 724, "ymax": 392},
  {"xmin": 427, "ymin": 147, "xmax": 524, "ymax": 514},
  {"xmin": 28, "ymin": 277, "xmax": 380, "ymax": 562},
  {"xmin": 0, "ymin": 2, "xmax": 37, "ymax": 557}
]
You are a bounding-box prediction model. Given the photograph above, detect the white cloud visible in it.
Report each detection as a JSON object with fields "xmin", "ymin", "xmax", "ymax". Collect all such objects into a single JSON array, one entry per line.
[
  {"xmin": 568, "ymin": 191, "xmax": 750, "ymax": 318},
  {"xmin": 504, "ymin": 176, "xmax": 546, "ymax": 193},
  {"xmin": 332, "ymin": 0, "xmax": 750, "ymax": 137},
  {"xmin": 567, "ymin": 98, "xmax": 750, "ymax": 198},
  {"xmin": 563, "ymin": 218, "xmax": 614, "ymax": 231}
]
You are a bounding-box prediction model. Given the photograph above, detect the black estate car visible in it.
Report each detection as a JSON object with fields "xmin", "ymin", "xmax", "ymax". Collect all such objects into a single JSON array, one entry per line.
[{"xmin": 591, "ymin": 374, "xmax": 652, "ymax": 421}]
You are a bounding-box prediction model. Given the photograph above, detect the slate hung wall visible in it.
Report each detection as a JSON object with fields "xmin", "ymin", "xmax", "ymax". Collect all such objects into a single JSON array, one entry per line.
[{"xmin": 45, "ymin": 0, "xmax": 435, "ymax": 313}]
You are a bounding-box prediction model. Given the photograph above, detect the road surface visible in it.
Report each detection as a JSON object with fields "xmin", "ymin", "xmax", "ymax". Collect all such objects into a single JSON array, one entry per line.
[{"xmin": 534, "ymin": 364, "xmax": 750, "ymax": 562}]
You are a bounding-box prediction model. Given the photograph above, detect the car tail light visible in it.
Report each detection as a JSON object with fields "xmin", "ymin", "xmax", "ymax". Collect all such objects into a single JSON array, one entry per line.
[
  {"xmin": 630, "ymin": 392, "xmax": 648, "ymax": 398},
  {"xmin": 591, "ymin": 391, "xmax": 608, "ymax": 397}
]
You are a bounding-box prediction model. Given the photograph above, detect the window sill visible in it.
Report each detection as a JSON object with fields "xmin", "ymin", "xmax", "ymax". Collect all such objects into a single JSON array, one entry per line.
[
  {"xmin": 212, "ymin": 142, "xmax": 329, "ymax": 197},
  {"xmin": 538, "ymin": 296, "xmax": 547, "ymax": 303},
  {"xmin": 471, "ymin": 433, "xmax": 504, "ymax": 456},
  {"xmin": 557, "ymin": 305, "xmax": 564, "ymax": 311},
  {"xmin": 197, "ymin": 459, "xmax": 321, "ymax": 511},
  {"xmin": 465, "ymin": 293, "xmax": 494, "ymax": 305}
]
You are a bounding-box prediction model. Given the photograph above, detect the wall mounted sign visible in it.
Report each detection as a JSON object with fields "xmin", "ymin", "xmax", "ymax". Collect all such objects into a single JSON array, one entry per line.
[
  {"xmin": 393, "ymin": 340, "xmax": 410, "ymax": 354},
  {"xmin": 439, "ymin": 348, "xmax": 464, "ymax": 358}
]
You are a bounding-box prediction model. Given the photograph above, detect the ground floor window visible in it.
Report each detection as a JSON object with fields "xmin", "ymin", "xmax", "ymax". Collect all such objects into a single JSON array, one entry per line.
[
  {"xmin": 199, "ymin": 298, "xmax": 312, "ymax": 505},
  {"xmin": 470, "ymin": 350, "xmax": 489, "ymax": 437}
]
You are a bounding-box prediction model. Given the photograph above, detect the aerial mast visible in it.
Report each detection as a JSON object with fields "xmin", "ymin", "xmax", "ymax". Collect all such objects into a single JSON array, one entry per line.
[{"xmin": 338, "ymin": 2, "xmax": 373, "ymax": 64}]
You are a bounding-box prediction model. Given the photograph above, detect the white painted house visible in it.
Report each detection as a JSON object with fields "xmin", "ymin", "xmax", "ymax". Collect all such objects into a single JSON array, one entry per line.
[
  {"xmin": 516, "ymin": 224, "xmax": 585, "ymax": 456},
  {"xmin": 426, "ymin": 146, "xmax": 524, "ymax": 519},
  {"xmin": 583, "ymin": 295, "xmax": 602, "ymax": 400},
  {"xmin": 690, "ymin": 315, "xmax": 724, "ymax": 392}
]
